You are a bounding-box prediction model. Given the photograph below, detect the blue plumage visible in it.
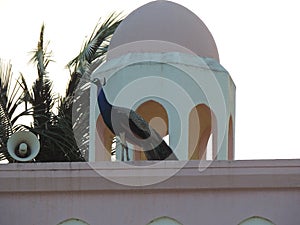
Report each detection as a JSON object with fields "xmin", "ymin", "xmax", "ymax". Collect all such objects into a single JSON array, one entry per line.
[{"xmin": 94, "ymin": 78, "xmax": 177, "ymax": 160}]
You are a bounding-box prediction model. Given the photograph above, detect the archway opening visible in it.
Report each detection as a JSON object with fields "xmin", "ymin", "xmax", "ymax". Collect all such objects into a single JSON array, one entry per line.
[
  {"xmin": 238, "ymin": 216, "xmax": 275, "ymax": 225},
  {"xmin": 95, "ymin": 115, "xmax": 114, "ymax": 161},
  {"xmin": 188, "ymin": 104, "xmax": 217, "ymax": 160},
  {"xmin": 57, "ymin": 218, "xmax": 89, "ymax": 225},
  {"xmin": 147, "ymin": 216, "xmax": 183, "ymax": 225},
  {"xmin": 134, "ymin": 100, "xmax": 169, "ymax": 160}
]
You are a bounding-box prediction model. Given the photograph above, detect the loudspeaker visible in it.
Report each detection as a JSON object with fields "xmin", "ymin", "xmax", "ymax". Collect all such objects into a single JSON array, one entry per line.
[{"xmin": 7, "ymin": 131, "xmax": 40, "ymax": 162}]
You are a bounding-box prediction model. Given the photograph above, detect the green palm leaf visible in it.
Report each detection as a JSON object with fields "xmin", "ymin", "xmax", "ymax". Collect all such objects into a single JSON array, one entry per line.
[
  {"xmin": 0, "ymin": 60, "xmax": 29, "ymax": 162},
  {"xmin": 57, "ymin": 13, "xmax": 122, "ymax": 160},
  {"xmin": 67, "ymin": 12, "xmax": 123, "ymax": 75}
]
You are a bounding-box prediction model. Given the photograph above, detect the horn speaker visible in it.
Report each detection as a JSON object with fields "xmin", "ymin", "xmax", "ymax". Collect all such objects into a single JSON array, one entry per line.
[{"xmin": 7, "ymin": 131, "xmax": 40, "ymax": 162}]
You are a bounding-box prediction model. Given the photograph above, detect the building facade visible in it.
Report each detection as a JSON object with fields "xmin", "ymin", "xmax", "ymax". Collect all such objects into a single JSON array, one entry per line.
[
  {"xmin": 1, "ymin": 1, "xmax": 299, "ymax": 225},
  {"xmin": 0, "ymin": 160, "xmax": 300, "ymax": 224}
]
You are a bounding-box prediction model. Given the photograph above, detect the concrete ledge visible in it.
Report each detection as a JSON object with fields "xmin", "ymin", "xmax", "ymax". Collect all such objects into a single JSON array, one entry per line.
[{"xmin": 0, "ymin": 159, "xmax": 300, "ymax": 192}]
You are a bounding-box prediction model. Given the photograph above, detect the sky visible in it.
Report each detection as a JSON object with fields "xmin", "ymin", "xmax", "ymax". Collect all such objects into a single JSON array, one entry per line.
[{"xmin": 0, "ymin": 0, "xmax": 300, "ymax": 160}]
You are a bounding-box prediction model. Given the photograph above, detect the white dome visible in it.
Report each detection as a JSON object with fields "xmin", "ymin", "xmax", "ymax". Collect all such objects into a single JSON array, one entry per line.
[{"xmin": 107, "ymin": 0, "xmax": 219, "ymax": 61}]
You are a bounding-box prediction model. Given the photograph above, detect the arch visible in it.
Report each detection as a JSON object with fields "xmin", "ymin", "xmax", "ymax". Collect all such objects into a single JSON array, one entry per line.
[
  {"xmin": 134, "ymin": 100, "xmax": 169, "ymax": 160},
  {"xmin": 95, "ymin": 115, "xmax": 114, "ymax": 161},
  {"xmin": 57, "ymin": 218, "xmax": 89, "ymax": 225},
  {"xmin": 238, "ymin": 216, "xmax": 275, "ymax": 225},
  {"xmin": 228, "ymin": 115, "xmax": 234, "ymax": 160},
  {"xmin": 188, "ymin": 104, "xmax": 217, "ymax": 160},
  {"xmin": 147, "ymin": 216, "xmax": 183, "ymax": 225}
]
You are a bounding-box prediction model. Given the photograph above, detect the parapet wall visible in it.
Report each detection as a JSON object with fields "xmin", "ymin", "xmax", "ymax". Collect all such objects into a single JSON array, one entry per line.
[{"xmin": 0, "ymin": 160, "xmax": 299, "ymax": 225}]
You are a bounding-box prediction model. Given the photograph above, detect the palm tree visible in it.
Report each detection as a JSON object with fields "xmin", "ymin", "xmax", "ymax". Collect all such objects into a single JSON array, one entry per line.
[
  {"xmin": 0, "ymin": 13, "xmax": 123, "ymax": 162},
  {"xmin": 23, "ymin": 24, "xmax": 83, "ymax": 162}
]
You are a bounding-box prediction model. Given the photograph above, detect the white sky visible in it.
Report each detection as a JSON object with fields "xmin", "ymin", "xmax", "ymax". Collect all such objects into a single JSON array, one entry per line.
[{"xmin": 1, "ymin": 0, "xmax": 300, "ymax": 160}]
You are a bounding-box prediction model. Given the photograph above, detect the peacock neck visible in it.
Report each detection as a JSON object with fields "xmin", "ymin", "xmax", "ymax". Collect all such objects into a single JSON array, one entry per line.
[
  {"xmin": 97, "ymin": 87, "xmax": 112, "ymax": 113},
  {"xmin": 97, "ymin": 87, "xmax": 114, "ymax": 132}
]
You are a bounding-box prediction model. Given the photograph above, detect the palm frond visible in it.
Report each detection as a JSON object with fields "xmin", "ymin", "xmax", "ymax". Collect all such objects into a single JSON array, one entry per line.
[
  {"xmin": 55, "ymin": 13, "xmax": 122, "ymax": 160},
  {"xmin": 29, "ymin": 24, "xmax": 53, "ymax": 77},
  {"xmin": 67, "ymin": 12, "xmax": 123, "ymax": 74},
  {"xmin": 29, "ymin": 24, "xmax": 54, "ymax": 127},
  {"xmin": 0, "ymin": 60, "xmax": 30, "ymax": 162}
]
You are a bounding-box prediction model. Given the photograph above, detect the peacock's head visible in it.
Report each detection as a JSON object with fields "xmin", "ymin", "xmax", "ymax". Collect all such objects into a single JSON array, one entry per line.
[{"xmin": 92, "ymin": 77, "xmax": 106, "ymax": 87}]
